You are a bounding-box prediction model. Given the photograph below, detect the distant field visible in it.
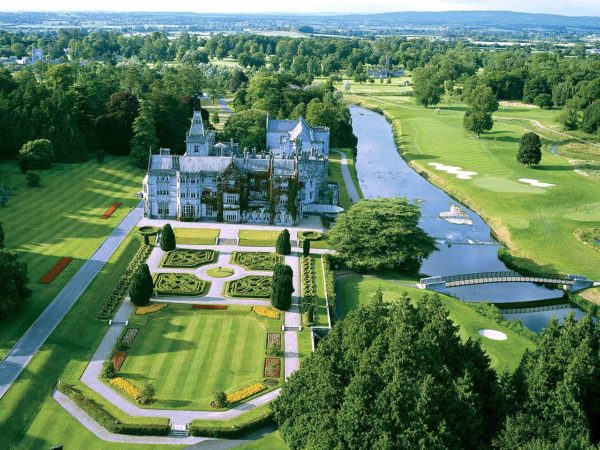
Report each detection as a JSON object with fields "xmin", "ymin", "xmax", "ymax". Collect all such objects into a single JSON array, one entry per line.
[
  {"xmin": 342, "ymin": 83, "xmax": 600, "ymax": 281},
  {"xmin": 336, "ymin": 274, "xmax": 534, "ymax": 372},
  {"xmin": 0, "ymin": 157, "xmax": 144, "ymax": 360}
]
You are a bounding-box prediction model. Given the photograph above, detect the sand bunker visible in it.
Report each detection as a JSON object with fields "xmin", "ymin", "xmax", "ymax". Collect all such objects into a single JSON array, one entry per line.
[
  {"xmin": 478, "ymin": 329, "xmax": 508, "ymax": 341},
  {"xmin": 518, "ymin": 178, "xmax": 556, "ymax": 188},
  {"xmin": 428, "ymin": 163, "xmax": 478, "ymax": 180}
]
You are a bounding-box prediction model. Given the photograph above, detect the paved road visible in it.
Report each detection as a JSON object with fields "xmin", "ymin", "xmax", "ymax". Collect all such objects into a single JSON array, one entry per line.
[
  {"xmin": 334, "ymin": 150, "xmax": 361, "ymax": 204},
  {"xmin": 219, "ymin": 98, "xmax": 233, "ymax": 116},
  {"xmin": 0, "ymin": 203, "xmax": 144, "ymax": 400}
]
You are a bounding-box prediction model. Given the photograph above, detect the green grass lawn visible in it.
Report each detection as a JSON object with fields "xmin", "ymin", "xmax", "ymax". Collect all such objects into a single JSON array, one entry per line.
[
  {"xmin": 118, "ymin": 304, "xmax": 282, "ymax": 410},
  {"xmin": 0, "ymin": 232, "xmax": 176, "ymax": 449},
  {"xmin": 0, "ymin": 157, "xmax": 144, "ymax": 361},
  {"xmin": 328, "ymin": 147, "xmax": 363, "ymax": 210},
  {"xmin": 344, "ymin": 88, "xmax": 600, "ymax": 282},
  {"xmin": 238, "ymin": 229, "xmax": 280, "ymax": 247},
  {"xmin": 313, "ymin": 255, "xmax": 330, "ymax": 327},
  {"xmin": 172, "ymin": 227, "xmax": 220, "ymax": 245},
  {"xmin": 235, "ymin": 430, "xmax": 289, "ymax": 449},
  {"xmin": 336, "ymin": 274, "xmax": 534, "ymax": 372}
]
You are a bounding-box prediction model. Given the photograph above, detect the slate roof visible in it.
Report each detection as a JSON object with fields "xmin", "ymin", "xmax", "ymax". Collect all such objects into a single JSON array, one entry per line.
[
  {"xmin": 186, "ymin": 111, "xmax": 206, "ymax": 139},
  {"xmin": 149, "ymin": 155, "xmax": 296, "ymax": 176}
]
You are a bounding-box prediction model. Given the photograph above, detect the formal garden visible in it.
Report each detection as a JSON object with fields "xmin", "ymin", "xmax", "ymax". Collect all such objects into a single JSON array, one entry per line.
[
  {"xmin": 153, "ymin": 272, "xmax": 209, "ymax": 296},
  {"xmin": 231, "ymin": 251, "xmax": 282, "ymax": 271},
  {"xmin": 224, "ymin": 275, "xmax": 272, "ymax": 299},
  {"xmin": 102, "ymin": 303, "xmax": 283, "ymax": 410},
  {"xmin": 159, "ymin": 249, "xmax": 217, "ymax": 268}
]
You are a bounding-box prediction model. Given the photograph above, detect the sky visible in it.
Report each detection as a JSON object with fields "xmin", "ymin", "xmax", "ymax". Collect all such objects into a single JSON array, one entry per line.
[{"xmin": 3, "ymin": 0, "xmax": 600, "ymax": 17}]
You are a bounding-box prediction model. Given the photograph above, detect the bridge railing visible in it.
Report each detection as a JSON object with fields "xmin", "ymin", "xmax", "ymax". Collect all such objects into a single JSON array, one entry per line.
[{"xmin": 421, "ymin": 271, "xmax": 577, "ymax": 286}]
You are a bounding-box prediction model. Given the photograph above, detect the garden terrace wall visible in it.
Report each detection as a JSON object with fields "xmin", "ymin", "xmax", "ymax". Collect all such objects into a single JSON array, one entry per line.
[
  {"xmin": 56, "ymin": 381, "xmax": 170, "ymax": 436},
  {"xmin": 39, "ymin": 256, "xmax": 73, "ymax": 284}
]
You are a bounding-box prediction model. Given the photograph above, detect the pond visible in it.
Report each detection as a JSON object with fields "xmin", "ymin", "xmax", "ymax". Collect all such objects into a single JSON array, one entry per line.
[{"xmin": 350, "ymin": 105, "xmax": 583, "ymax": 329}]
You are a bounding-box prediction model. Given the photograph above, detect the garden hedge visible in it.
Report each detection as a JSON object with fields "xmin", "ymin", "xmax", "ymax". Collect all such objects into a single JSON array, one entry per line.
[
  {"xmin": 56, "ymin": 381, "xmax": 170, "ymax": 436},
  {"xmin": 188, "ymin": 408, "xmax": 274, "ymax": 438}
]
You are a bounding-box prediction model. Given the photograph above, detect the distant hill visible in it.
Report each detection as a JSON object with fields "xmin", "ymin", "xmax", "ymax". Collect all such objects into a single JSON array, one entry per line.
[{"xmin": 331, "ymin": 10, "xmax": 600, "ymax": 29}]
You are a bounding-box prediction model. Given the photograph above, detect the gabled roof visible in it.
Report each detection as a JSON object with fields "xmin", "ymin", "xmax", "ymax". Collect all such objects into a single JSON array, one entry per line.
[
  {"xmin": 290, "ymin": 116, "xmax": 313, "ymax": 142},
  {"xmin": 186, "ymin": 111, "xmax": 206, "ymax": 139}
]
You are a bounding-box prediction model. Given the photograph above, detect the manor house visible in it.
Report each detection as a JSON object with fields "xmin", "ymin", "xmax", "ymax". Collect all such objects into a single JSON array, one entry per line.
[{"xmin": 143, "ymin": 111, "xmax": 340, "ymax": 225}]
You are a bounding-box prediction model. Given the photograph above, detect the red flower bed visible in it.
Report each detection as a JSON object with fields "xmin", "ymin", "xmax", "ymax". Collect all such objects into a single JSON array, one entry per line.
[
  {"xmin": 112, "ymin": 351, "xmax": 127, "ymax": 371},
  {"xmin": 264, "ymin": 357, "xmax": 281, "ymax": 378},
  {"xmin": 192, "ymin": 304, "xmax": 228, "ymax": 310},
  {"xmin": 39, "ymin": 257, "xmax": 73, "ymax": 284},
  {"xmin": 101, "ymin": 202, "xmax": 122, "ymax": 219}
]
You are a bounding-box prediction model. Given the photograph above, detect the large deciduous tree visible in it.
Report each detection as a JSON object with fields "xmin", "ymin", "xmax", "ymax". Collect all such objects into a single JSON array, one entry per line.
[
  {"xmin": 0, "ymin": 249, "xmax": 31, "ymax": 317},
  {"xmin": 463, "ymin": 80, "xmax": 498, "ymax": 138},
  {"xmin": 130, "ymin": 102, "xmax": 159, "ymax": 167},
  {"xmin": 273, "ymin": 294, "xmax": 506, "ymax": 449},
  {"xmin": 270, "ymin": 263, "xmax": 294, "ymax": 311},
  {"xmin": 463, "ymin": 110, "xmax": 494, "ymax": 139},
  {"xmin": 129, "ymin": 263, "xmax": 153, "ymax": 306},
  {"xmin": 517, "ymin": 132, "xmax": 542, "ymax": 166},
  {"xmin": 412, "ymin": 64, "xmax": 444, "ymax": 108},
  {"xmin": 328, "ymin": 198, "xmax": 436, "ymax": 273},
  {"xmin": 221, "ymin": 109, "xmax": 267, "ymax": 150},
  {"xmin": 495, "ymin": 314, "xmax": 599, "ymax": 448},
  {"xmin": 96, "ymin": 90, "xmax": 139, "ymax": 156}
]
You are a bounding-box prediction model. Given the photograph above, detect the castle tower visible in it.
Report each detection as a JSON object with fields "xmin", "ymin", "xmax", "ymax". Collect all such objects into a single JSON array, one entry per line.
[{"xmin": 185, "ymin": 111, "xmax": 209, "ymax": 156}]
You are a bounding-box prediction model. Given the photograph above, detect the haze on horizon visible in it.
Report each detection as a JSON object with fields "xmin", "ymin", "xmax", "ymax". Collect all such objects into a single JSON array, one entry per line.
[{"xmin": 4, "ymin": 0, "xmax": 600, "ymax": 17}]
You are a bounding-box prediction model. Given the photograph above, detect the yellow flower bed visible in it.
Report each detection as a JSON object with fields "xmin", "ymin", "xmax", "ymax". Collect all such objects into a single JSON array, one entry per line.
[
  {"xmin": 226, "ymin": 383, "xmax": 266, "ymax": 404},
  {"xmin": 109, "ymin": 377, "xmax": 141, "ymax": 400},
  {"xmin": 253, "ymin": 306, "xmax": 280, "ymax": 319},
  {"xmin": 135, "ymin": 302, "xmax": 167, "ymax": 315}
]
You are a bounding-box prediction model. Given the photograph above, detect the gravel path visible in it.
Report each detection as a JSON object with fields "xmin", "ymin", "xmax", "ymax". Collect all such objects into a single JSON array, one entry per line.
[{"xmin": 0, "ymin": 203, "xmax": 144, "ymax": 400}]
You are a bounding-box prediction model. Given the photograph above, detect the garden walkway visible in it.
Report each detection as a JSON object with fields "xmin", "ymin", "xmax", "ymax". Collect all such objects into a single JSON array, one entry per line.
[
  {"xmin": 334, "ymin": 150, "xmax": 361, "ymax": 204},
  {"xmin": 0, "ymin": 202, "xmax": 144, "ymax": 400}
]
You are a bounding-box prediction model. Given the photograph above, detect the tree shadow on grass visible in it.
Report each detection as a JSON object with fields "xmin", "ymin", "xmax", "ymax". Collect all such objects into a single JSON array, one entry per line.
[{"xmin": 532, "ymin": 165, "xmax": 574, "ymax": 172}]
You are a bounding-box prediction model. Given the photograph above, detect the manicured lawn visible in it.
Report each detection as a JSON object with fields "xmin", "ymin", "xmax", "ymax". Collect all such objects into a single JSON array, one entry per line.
[
  {"xmin": 344, "ymin": 87, "xmax": 600, "ymax": 282},
  {"xmin": 336, "ymin": 274, "xmax": 535, "ymax": 372},
  {"xmin": 328, "ymin": 147, "xmax": 363, "ymax": 210},
  {"xmin": 172, "ymin": 227, "xmax": 220, "ymax": 245},
  {"xmin": 313, "ymin": 255, "xmax": 329, "ymax": 327},
  {"xmin": 0, "ymin": 233, "xmax": 173, "ymax": 449},
  {"xmin": 206, "ymin": 267, "xmax": 235, "ymax": 278},
  {"xmin": 236, "ymin": 430, "xmax": 289, "ymax": 449},
  {"xmin": 118, "ymin": 304, "xmax": 282, "ymax": 410},
  {"xmin": 0, "ymin": 157, "xmax": 144, "ymax": 361},
  {"xmin": 238, "ymin": 229, "xmax": 280, "ymax": 247}
]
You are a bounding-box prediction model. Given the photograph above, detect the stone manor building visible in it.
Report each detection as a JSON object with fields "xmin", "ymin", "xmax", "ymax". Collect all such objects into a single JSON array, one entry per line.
[{"xmin": 143, "ymin": 111, "xmax": 340, "ymax": 225}]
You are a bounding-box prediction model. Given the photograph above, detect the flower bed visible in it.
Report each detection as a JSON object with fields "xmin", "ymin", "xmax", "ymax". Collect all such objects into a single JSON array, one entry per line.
[
  {"xmin": 226, "ymin": 383, "xmax": 266, "ymax": 404},
  {"xmin": 192, "ymin": 304, "xmax": 228, "ymax": 310},
  {"xmin": 135, "ymin": 302, "xmax": 167, "ymax": 315},
  {"xmin": 154, "ymin": 273, "xmax": 208, "ymax": 296},
  {"xmin": 224, "ymin": 276, "xmax": 272, "ymax": 299},
  {"xmin": 266, "ymin": 333, "xmax": 281, "ymax": 350},
  {"xmin": 39, "ymin": 256, "xmax": 73, "ymax": 284},
  {"xmin": 112, "ymin": 351, "xmax": 127, "ymax": 371},
  {"xmin": 121, "ymin": 328, "xmax": 138, "ymax": 347},
  {"xmin": 231, "ymin": 252, "xmax": 281, "ymax": 271},
  {"xmin": 101, "ymin": 202, "xmax": 122, "ymax": 219},
  {"xmin": 97, "ymin": 244, "xmax": 152, "ymax": 320},
  {"xmin": 109, "ymin": 377, "xmax": 141, "ymax": 400},
  {"xmin": 160, "ymin": 249, "xmax": 216, "ymax": 268},
  {"xmin": 253, "ymin": 306, "xmax": 280, "ymax": 319},
  {"xmin": 264, "ymin": 358, "xmax": 281, "ymax": 378}
]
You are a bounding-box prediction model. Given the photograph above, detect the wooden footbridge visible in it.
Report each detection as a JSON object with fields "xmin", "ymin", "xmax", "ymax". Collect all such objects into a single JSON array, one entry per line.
[{"xmin": 418, "ymin": 271, "xmax": 595, "ymax": 293}]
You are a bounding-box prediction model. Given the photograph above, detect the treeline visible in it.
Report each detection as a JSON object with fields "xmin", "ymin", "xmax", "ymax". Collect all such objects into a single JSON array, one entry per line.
[{"xmin": 0, "ymin": 62, "xmax": 230, "ymax": 164}]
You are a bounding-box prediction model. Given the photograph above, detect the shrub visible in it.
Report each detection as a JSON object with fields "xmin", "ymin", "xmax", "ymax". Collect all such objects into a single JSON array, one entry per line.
[
  {"xmin": 213, "ymin": 391, "xmax": 228, "ymax": 408},
  {"xmin": 139, "ymin": 383, "xmax": 155, "ymax": 405},
  {"xmin": 26, "ymin": 172, "xmax": 41, "ymax": 187},
  {"xmin": 129, "ymin": 263, "xmax": 153, "ymax": 306},
  {"xmin": 160, "ymin": 224, "xmax": 176, "ymax": 251},
  {"xmin": 231, "ymin": 251, "xmax": 281, "ymax": 271},
  {"xmin": 225, "ymin": 275, "xmax": 272, "ymax": 299},
  {"xmin": 275, "ymin": 229, "xmax": 291, "ymax": 255},
  {"xmin": 271, "ymin": 264, "xmax": 294, "ymax": 310},
  {"xmin": 160, "ymin": 249, "xmax": 216, "ymax": 268},
  {"xmin": 17, "ymin": 139, "xmax": 54, "ymax": 172},
  {"xmin": 302, "ymin": 239, "xmax": 311, "ymax": 256},
  {"xmin": 102, "ymin": 360, "xmax": 116, "ymax": 379},
  {"xmin": 154, "ymin": 273, "xmax": 208, "ymax": 296},
  {"xmin": 517, "ymin": 132, "xmax": 542, "ymax": 166}
]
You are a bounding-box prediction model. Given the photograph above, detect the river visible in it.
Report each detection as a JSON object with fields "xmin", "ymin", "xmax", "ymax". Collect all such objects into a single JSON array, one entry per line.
[{"xmin": 349, "ymin": 105, "xmax": 586, "ymax": 331}]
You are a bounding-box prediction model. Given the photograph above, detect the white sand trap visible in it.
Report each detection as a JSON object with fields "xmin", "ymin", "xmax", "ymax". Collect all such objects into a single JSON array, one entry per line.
[
  {"xmin": 518, "ymin": 178, "xmax": 556, "ymax": 188},
  {"xmin": 479, "ymin": 329, "xmax": 508, "ymax": 341},
  {"xmin": 428, "ymin": 162, "xmax": 478, "ymax": 180}
]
